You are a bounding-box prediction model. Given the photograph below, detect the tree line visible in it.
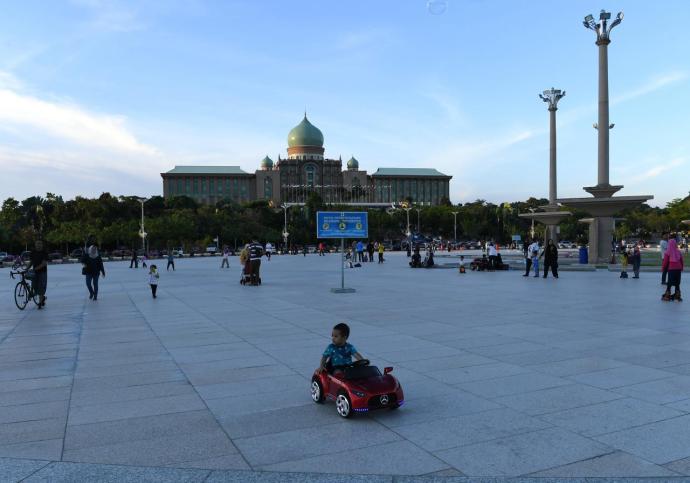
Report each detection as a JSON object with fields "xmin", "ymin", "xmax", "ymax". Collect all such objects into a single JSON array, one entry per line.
[{"xmin": 1, "ymin": 192, "xmax": 688, "ymax": 254}]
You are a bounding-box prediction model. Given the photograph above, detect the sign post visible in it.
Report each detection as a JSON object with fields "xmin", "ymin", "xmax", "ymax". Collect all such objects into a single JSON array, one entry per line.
[{"xmin": 317, "ymin": 211, "xmax": 368, "ymax": 293}]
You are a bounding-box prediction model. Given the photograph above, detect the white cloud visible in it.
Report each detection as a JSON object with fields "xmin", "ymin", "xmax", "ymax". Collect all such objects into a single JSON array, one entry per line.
[
  {"xmin": 0, "ymin": 86, "xmax": 158, "ymax": 156},
  {"xmin": 70, "ymin": 0, "xmax": 144, "ymax": 32},
  {"xmin": 612, "ymin": 72, "xmax": 689, "ymax": 105},
  {"xmin": 627, "ymin": 156, "xmax": 686, "ymax": 184}
]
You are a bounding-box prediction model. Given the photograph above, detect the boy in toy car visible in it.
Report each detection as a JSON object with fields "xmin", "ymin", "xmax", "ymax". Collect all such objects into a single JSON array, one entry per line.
[{"xmin": 317, "ymin": 323, "xmax": 364, "ymax": 374}]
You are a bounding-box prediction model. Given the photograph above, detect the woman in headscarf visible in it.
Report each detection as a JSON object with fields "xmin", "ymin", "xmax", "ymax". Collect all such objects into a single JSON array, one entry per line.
[
  {"xmin": 81, "ymin": 245, "xmax": 105, "ymax": 301},
  {"xmin": 662, "ymin": 238, "xmax": 684, "ymax": 301}
]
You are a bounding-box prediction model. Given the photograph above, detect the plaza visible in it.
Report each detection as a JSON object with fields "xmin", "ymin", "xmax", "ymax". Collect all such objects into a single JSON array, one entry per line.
[{"xmin": 1, "ymin": 253, "xmax": 690, "ymax": 481}]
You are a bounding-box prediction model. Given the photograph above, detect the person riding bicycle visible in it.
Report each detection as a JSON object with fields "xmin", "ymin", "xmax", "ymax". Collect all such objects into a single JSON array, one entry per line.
[{"xmin": 27, "ymin": 239, "xmax": 48, "ymax": 309}]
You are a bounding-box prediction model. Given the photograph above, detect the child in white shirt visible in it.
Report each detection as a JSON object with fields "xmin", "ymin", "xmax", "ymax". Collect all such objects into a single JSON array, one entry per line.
[{"xmin": 149, "ymin": 264, "xmax": 159, "ymax": 298}]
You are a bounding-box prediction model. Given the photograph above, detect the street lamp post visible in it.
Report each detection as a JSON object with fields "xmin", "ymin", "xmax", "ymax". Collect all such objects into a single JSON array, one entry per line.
[
  {"xmin": 415, "ymin": 208, "xmax": 421, "ymax": 234},
  {"xmin": 539, "ymin": 87, "xmax": 566, "ymax": 208},
  {"xmin": 452, "ymin": 211, "xmax": 459, "ymax": 243},
  {"xmin": 528, "ymin": 208, "xmax": 536, "ymax": 239},
  {"xmin": 583, "ymin": 9, "xmax": 624, "ymax": 196},
  {"xmin": 137, "ymin": 197, "xmax": 148, "ymax": 253},
  {"xmin": 281, "ymin": 203, "xmax": 290, "ymax": 252}
]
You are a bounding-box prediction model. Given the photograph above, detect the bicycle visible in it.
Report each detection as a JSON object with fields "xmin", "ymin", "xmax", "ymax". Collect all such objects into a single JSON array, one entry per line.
[{"xmin": 10, "ymin": 265, "xmax": 39, "ymax": 310}]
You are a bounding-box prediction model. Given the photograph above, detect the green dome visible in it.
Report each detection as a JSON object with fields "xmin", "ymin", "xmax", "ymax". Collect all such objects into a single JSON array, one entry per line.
[
  {"xmin": 347, "ymin": 156, "xmax": 359, "ymax": 170},
  {"xmin": 287, "ymin": 115, "xmax": 324, "ymax": 148},
  {"xmin": 260, "ymin": 155, "xmax": 273, "ymax": 169}
]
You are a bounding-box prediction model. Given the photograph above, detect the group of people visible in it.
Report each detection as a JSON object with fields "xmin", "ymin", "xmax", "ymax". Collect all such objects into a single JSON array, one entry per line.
[
  {"xmin": 409, "ymin": 244, "xmax": 434, "ymax": 268},
  {"xmin": 522, "ymin": 238, "xmax": 559, "ymax": 278}
]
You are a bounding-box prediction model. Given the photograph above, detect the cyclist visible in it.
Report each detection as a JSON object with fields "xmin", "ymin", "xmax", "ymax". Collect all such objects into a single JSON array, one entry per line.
[{"xmin": 27, "ymin": 239, "xmax": 49, "ymax": 309}]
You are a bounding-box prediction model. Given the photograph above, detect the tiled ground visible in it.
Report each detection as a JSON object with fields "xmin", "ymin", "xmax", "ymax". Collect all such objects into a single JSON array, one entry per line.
[{"xmin": 1, "ymin": 251, "xmax": 690, "ymax": 481}]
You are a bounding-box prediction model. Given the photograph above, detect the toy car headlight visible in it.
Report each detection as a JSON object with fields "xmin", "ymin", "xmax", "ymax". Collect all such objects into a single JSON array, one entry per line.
[{"xmin": 353, "ymin": 391, "xmax": 366, "ymax": 398}]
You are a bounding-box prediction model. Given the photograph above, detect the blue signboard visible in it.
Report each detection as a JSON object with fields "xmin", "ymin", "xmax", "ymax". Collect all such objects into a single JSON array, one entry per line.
[{"xmin": 317, "ymin": 211, "xmax": 368, "ymax": 239}]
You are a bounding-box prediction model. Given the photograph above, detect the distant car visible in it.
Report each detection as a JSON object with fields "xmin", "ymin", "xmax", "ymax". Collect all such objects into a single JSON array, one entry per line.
[
  {"xmin": 0, "ymin": 251, "xmax": 8, "ymax": 262},
  {"xmin": 311, "ymin": 359, "xmax": 404, "ymax": 418},
  {"xmin": 70, "ymin": 248, "xmax": 84, "ymax": 259},
  {"xmin": 172, "ymin": 248, "xmax": 185, "ymax": 258},
  {"xmin": 206, "ymin": 245, "xmax": 218, "ymax": 254},
  {"xmin": 48, "ymin": 252, "xmax": 63, "ymax": 261},
  {"xmin": 558, "ymin": 241, "xmax": 575, "ymax": 249},
  {"xmin": 148, "ymin": 250, "xmax": 160, "ymax": 258}
]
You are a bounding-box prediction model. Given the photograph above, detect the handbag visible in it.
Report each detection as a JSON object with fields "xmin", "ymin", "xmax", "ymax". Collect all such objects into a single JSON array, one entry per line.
[{"xmin": 81, "ymin": 266, "xmax": 88, "ymax": 275}]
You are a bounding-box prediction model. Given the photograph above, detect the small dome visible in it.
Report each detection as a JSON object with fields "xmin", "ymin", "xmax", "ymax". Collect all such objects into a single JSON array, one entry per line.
[
  {"xmin": 347, "ymin": 156, "xmax": 359, "ymax": 170},
  {"xmin": 260, "ymin": 155, "xmax": 273, "ymax": 169},
  {"xmin": 288, "ymin": 114, "xmax": 324, "ymax": 148}
]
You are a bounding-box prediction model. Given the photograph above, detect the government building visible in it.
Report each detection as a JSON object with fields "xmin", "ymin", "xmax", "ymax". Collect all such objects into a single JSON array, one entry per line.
[{"xmin": 161, "ymin": 115, "xmax": 452, "ymax": 206}]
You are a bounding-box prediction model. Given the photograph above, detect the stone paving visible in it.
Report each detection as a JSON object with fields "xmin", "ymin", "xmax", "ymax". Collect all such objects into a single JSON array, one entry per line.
[{"xmin": 1, "ymin": 252, "xmax": 690, "ymax": 482}]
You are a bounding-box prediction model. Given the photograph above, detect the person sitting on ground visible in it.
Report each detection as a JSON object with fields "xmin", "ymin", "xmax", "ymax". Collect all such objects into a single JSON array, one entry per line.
[
  {"xmin": 459, "ymin": 255, "xmax": 466, "ymax": 273},
  {"xmin": 423, "ymin": 246, "xmax": 435, "ymax": 268},
  {"xmin": 318, "ymin": 322, "xmax": 363, "ymax": 375},
  {"xmin": 409, "ymin": 245, "xmax": 422, "ymax": 268}
]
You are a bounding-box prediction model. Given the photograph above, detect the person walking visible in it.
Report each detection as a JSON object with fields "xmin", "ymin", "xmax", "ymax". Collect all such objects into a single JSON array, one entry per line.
[
  {"xmin": 662, "ymin": 239, "xmax": 684, "ymax": 301},
  {"xmin": 542, "ymin": 239, "xmax": 559, "ymax": 278},
  {"xmin": 221, "ymin": 248, "xmax": 230, "ymax": 268},
  {"xmin": 248, "ymin": 239, "xmax": 264, "ymax": 285},
  {"xmin": 129, "ymin": 250, "xmax": 138, "ymax": 268},
  {"xmin": 367, "ymin": 241, "xmax": 375, "ymax": 263},
  {"xmin": 631, "ymin": 244, "xmax": 641, "ymax": 279},
  {"xmin": 377, "ymin": 241, "xmax": 385, "ymax": 263},
  {"xmin": 660, "ymin": 233, "xmax": 669, "ymax": 285},
  {"xmin": 81, "ymin": 245, "xmax": 105, "ymax": 300},
  {"xmin": 141, "ymin": 254, "xmax": 147, "ymax": 269},
  {"xmin": 27, "ymin": 239, "xmax": 49, "ymax": 309},
  {"xmin": 148, "ymin": 264, "xmax": 159, "ymax": 298},
  {"xmin": 166, "ymin": 251, "xmax": 175, "ymax": 271},
  {"xmin": 265, "ymin": 242, "xmax": 273, "ymax": 260},
  {"xmin": 318, "ymin": 242, "xmax": 324, "ymax": 256}
]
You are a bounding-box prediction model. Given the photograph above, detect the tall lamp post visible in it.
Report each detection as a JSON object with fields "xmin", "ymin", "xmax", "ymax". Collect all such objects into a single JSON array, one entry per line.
[
  {"xmin": 137, "ymin": 197, "xmax": 148, "ymax": 253},
  {"xmin": 452, "ymin": 211, "xmax": 459, "ymax": 243},
  {"xmin": 281, "ymin": 203, "xmax": 290, "ymax": 251},
  {"xmin": 415, "ymin": 208, "xmax": 421, "ymax": 234}
]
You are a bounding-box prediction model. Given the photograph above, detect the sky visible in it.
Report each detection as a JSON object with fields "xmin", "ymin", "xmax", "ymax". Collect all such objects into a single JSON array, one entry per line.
[{"xmin": 0, "ymin": 0, "xmax": 688, "ymax": 207}]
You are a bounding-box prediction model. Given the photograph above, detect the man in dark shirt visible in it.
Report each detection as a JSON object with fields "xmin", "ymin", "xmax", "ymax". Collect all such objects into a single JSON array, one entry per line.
[
  {"xmin": 248, "ymin": 239, "xmax": 264, "ymax": 285},
  {"xmin": 28, "ymin": 239, "xmax": 49, "ymax": 308}
]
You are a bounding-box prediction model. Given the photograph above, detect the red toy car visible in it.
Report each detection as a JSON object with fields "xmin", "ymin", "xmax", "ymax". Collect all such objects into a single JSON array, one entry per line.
[{"xmin": 311, "ymin": 359, "xmax": 404, "ymax": 418}]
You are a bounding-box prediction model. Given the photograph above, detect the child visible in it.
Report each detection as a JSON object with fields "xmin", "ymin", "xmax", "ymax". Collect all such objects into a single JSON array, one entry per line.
[
  {"xmin": 318, "ymin": 323, "xmax": 363, "ymax": 374},
  {"xmin": 459, "ymin": 255, "xmax": 466, "ymax": 273},
  {"xmin": 142, "ymin": 254, "xmax": 148, "ymax": 269},
  {"xmin": 148, "ymin": 264, "xmax": 159, "ymax": 298},
  {"xmin": 531, "ymin": 246, "xmax": 540, "ymax": 277},
  {"xmin": 620, "ymin": 250, "xmax": 629, "ymax": 279}
]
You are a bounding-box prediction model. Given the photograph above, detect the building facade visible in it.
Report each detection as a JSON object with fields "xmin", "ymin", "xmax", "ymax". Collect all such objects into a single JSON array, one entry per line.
[{"xmin": 161, "ymin": 115, "xmax": 452, "ymax": 206}]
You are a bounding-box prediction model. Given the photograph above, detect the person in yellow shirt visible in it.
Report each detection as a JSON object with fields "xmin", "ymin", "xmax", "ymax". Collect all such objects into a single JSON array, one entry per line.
[{"xmin": 377, "ymin": 241, "xmax": 385, "ymax": 263}]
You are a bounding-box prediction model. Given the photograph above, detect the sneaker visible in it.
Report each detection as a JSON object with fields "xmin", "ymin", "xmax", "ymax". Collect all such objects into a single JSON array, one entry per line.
[{"xmin": 89, "ymin": 293, "xmax": 93, "ymax": 300}]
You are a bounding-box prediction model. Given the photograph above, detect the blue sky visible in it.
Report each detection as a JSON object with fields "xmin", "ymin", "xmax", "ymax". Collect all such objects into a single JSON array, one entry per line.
[{"xmin": 0, "ymin": 0, "xmax": 688, "ymax": 206}]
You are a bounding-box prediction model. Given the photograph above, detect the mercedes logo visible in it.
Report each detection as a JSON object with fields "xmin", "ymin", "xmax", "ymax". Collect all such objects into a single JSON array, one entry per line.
[{"xmin": 380, "ymin": 395, "xmax": 389, "ymax": 405}]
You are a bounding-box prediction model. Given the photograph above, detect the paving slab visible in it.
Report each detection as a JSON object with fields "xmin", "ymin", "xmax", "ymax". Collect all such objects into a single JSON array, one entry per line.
[
  {"xmin": 2, "ymin": 254, "xmax": 690, "ymax": 479},
  {"xmin": 528, "ymin": 450, "xmax": 682, "ymax": 477},
  {"xmin": 434, "ymin": 427, "xmax": 613, "ymax": 476},
  {"xmin": 23, "ymin": 461, "xmax": 210, "ymax": 482},
  {"xmin": 0, "ymin": 457, "xmax": 50, "ymax": 482}
]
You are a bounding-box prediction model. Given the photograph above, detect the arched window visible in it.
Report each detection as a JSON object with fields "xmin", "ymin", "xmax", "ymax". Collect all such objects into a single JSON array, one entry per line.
[{"xmin": 264, "ymin": 177, "xmax": 273, "ymax": 198}]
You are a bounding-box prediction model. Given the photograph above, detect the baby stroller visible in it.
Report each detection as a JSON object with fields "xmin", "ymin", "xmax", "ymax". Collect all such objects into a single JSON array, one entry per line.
[{"xmin": 239, "ymin": 261, "xmax": 252, "ymax": 285}]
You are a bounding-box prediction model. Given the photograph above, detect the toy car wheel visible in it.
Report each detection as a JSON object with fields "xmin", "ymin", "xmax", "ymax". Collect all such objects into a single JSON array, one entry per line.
[
  {"xmin": 335, "ymin": 392, "xmax": 352, "ymax": 418},
  {"xmin": 310, "ymin": 379, "xmax": 324, "ymax": 403}
]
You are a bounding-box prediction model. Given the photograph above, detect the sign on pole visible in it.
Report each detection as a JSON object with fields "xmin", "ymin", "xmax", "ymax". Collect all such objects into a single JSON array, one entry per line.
[
  {"xmin": 317, "ymin": 211, "xmax": 368, "ymax": 239},
  {"xmin": 316, "ymin": 211, "xmax": 368, "ymax": 293}
]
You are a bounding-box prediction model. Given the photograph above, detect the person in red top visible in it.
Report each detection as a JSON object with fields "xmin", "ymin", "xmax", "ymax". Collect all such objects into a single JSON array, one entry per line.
[{"xmin": 662, "ymin": 238, "xmax": 684, "ymax": 301}]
